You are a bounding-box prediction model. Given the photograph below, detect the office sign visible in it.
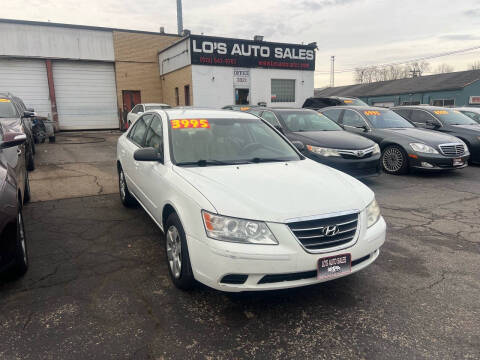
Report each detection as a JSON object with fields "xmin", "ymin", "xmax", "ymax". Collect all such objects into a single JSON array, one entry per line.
[
  {"xmin": 190, "ymin": 35, "xmax": 315, "ymax": 71},
  {"xmin": 233, "ymin": 68, "xmax": 250, "ymax": 86}
]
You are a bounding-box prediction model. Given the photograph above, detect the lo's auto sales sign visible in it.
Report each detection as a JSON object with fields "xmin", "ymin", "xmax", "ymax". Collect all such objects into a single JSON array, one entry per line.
[{"xmin": 190, "ymin": 35, "xmax": 316, "ymax": 71}]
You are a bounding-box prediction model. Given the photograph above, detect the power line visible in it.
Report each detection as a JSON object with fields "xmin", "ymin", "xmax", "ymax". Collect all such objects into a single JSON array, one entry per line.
[{"xmin": 314, "ymin": 45, "xmax": 480, "ymax": 74}]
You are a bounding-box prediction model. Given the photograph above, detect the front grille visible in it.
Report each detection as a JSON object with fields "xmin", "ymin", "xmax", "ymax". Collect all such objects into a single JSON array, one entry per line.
[
  {"xmin": 439, "ymin": 143, "xmax": 465, "ymax": 157},
  {"xmin": 338, "ymin": 146, "xmax": 376, "ymax": 160},
  {"xmin": 287, "ymin": 212, "xmax": 359, "ymax": 251}
]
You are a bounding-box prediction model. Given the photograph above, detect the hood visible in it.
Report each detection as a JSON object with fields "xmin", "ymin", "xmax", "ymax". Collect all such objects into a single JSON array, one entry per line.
[
  {"xmin": 173, "ymin": 159, "xmax": 373, "ymax": 223},
  {"xmin": 374, "ymin": 127, "xmax": 460, "ymax": 145},
  {"xmin": 292, "ymin": 130, "xmax": 375, "ymax": 150},
  {"xmin": 451, "ymin": 124, "xmax": 480, "ymax": 134}
]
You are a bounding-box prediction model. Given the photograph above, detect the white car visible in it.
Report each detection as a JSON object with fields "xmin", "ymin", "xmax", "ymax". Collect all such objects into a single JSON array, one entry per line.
[
  {"xmin": 116, "ymin": 109, "xmax": 386, "ymax": 292},
  {"xmin": 454, "ymin": 107, "xmax": 480, "ymax": 123},
  {"xmin": 127, "ymin": 103, "xmax": 171, "ymax": 127}
]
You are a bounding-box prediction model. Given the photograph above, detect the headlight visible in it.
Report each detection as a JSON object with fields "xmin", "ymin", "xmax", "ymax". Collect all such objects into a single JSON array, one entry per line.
[
  {"xmin": 202, "ymin": 211, "xmax": 278, "ymax": 245},
  {"xmin": 306, "ymin": 145, "xmax": 341, "ymax": 157},
  {"xmin": 366, "ymin": 199, "xmax": 381, "ymax": 228},
  {"xmin": 409, "ymin": 143, "xmax": 439, "ymax": 154},
  {"xmin": 372, "ymin": 144, "xmax": 380, "ymax": 155}
]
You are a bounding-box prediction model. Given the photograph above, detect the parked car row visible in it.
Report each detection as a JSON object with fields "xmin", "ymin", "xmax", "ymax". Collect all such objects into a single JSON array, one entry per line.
[{"xmin": 0, "ymin": 93, "xmax": 32, "ymax": 280}]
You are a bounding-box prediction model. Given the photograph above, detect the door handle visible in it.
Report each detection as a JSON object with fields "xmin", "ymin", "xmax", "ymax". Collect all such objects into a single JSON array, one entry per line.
[{"xmin": 17, "ymin": 148, "xmax": 22, "ymax": 155}]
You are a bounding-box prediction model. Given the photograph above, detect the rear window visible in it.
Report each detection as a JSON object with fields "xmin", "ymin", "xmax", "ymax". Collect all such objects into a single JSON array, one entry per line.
[{"xmin": 0, "ymin": 98, "xmax": 17, "ymax": 118}]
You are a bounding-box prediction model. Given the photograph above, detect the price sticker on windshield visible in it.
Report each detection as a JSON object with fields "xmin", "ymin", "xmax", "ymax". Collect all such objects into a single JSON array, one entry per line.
[
  {"xmin": 343, "ymin": 100, "xmax": 353, "ymax": 104},
  {"xmin": 364, "ymin": 110, "xmax": 380, "ymax": 116},
  {"xmin": 0, "ymin": 98, "xmax": 11, "ymax": 103},
  {"xmin": 171, "ymin": 119, "xmax": 210, "ymax": 129},
  {"xmin": 434, "ymin": 110, "xmax": 448, "ymax": 115},
  {"xmin": 240, "ymin": 107, "xmax": 251, "ymax": 111}
]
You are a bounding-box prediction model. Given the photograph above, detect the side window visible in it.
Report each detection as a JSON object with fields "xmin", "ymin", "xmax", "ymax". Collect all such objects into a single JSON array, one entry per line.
[
  {"xmin": 322, "ymin": 109, "xmax": 343, "ymax": 123},
  {"xmin": 144, "ymin": 115, "xmax": 164, "ymax": 154},
  {"xmin": 128, "ymin": 114, "xmax": 153, "ymax": 146},
  {"xmin": 342, "ymin": 110, "xmax": 366, "ymax": 127},
  {"xmin": 410, "ymin": 110, "xmax": 436, "ymax": 125},
  {"xmin": 461, "ymin": 111, "xmax": 480, "ymax": 122},
  {"xmin": 131, "ymin": 105, "xmax": 143, "ymax": 114},
  {"xmin": 261, "ymin": 111, "xmax": 281, "ymax": 127},
  {"xmin": 393, "ymin": 109, "xmax": 411, "ymax": 120}
]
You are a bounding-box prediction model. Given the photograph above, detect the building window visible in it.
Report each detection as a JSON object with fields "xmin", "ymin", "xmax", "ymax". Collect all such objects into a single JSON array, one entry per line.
[
  {"xmin": 402, "ymin": 101, "xmax": 420, "ymax": 105},
  {"xmin": 184, "ymin": 85, "xmax": 190, "ymax": 106},
  {"xmin": 431, "ymin": 99, "xmax": 455, "ymax": 107},
  {"xmin": 175, "ymin": 87, "xmax": 179, "ymax": 106},
  {"xmin": 271, "ymin": 79, "xmax": 295, "ymax": 103}
]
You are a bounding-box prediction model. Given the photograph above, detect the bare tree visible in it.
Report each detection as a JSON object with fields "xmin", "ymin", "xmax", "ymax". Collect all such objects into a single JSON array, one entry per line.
[
  {"xmin": 434, "ymin": 63, "xmax": 454, "ymax": 74},
  {"xmin": 469, "ymin": 61, "xmax": 480, "ymax": 70},
  {"xmin": 354, "ymin": 61, "xmax": 430, "ymax": 84}
]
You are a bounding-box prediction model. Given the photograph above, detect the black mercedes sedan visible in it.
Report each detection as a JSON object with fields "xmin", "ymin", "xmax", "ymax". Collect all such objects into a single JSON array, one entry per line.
[
  {"xmin": 392, "ymin": 106, "xmax": 480, "ymax": 164},
  {"xmin": 319, "ymin": 106, "xmax": 470, "ymax": 175},
  {"xmin": 250, "ymin": 108, "xmax": 381, "ymax": 178}
]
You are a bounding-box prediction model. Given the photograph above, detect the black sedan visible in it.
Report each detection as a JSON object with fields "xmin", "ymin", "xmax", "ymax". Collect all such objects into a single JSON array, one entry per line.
[
  {"xmin": 250, "ymin": 108, "xmax": 381, "ymax": 178},
  {"xmin": 392, "ymin": 106, "xmax": 480, "ymax": 164},
  {"xmin": 302, "ymin": 96, "xmax": 367, "ymax": 110},
  {"xmin": 0, "ymin": 127, "xmax": 30, "ymax": 279},
  {"xmin": 319, "ymin": 106, "xmax": 470, "ymax": 175}
]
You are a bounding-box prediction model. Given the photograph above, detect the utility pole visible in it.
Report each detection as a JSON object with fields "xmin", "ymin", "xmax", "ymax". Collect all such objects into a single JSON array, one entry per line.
[
  {"xmin": 330, "ymin": 56, "xmax": 335, "ymax": 87},
  {"xmin": 177, "ymin": 0, "xmax": 183, "ymax": 35}
]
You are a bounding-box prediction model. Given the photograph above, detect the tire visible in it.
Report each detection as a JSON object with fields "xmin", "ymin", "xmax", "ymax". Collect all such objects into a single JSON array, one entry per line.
[
  {"xmin": 31, "ymin": 141, "xmax": 36, "ymax": 155},
  {"xmin": 165, "ymin": 213, "xmax": 195, "ymax": 290},
  {"xmin": 24, "ymin": 170, "xmax": 31, "ymax": 203},
  {"xmin": 381, "ymin": 145, "xmax": 409, "ymax": 175},
  {"xmin": 27, "ymin": 147, "xmax": 35, "ymax": 171},
  {"xmin": 5, "ymin": 206, "xmax": 29, "ymax": 279},
  {"xmin": 49, "ymin": 136, "xmax": 55, "ymax": 143},
  {"xmin": 118, "ymin": 166, "xmax": 137, "ymax": 207}
]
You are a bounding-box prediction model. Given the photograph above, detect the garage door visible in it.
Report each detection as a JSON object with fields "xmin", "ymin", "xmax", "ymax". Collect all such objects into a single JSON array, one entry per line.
[
  {"xmin": 0, "ymin": 59, "xmax": 51, "ymax": 117},
  {"xmin": 53, "ymin": 61, "xmax": 118, "ymax": 130}
]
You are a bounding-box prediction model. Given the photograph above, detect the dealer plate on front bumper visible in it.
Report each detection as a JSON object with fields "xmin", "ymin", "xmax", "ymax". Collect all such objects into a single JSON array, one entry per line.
[
  {"xmin": 453, "ymin": 158, "xmax": 464, "ymax": 166},
  {"xmin": 318, "ymin": 253, "xmax": 351, "ymax": 279}
]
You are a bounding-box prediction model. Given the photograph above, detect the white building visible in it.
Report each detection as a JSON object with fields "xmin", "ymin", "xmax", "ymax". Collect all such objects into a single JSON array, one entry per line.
[{"xmin": 158, "ymin": 34, "xmax": 316, "ymax": 108}]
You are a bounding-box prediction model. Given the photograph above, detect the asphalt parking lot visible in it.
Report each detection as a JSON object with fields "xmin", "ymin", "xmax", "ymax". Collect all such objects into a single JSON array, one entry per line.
[{"xmin": 1, "ymin": 132, "xmax": 479, "ymax": 360}]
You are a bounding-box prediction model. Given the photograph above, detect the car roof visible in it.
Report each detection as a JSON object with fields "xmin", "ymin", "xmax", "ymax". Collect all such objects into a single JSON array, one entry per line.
[
  {"xmin": 454, "ymin": 107, "xmax": 480, "ymax": 112},
  {"xmin": 143, "ymin": 103, "xmax": 170, "ymax": 106},
  {"xmin": 319, "ymin": 105, "xmax": 388, "ymax": 111},
  {"xmin": 157, "ymin": 108, "xmax": 260, "ymax": 120},
  {"xmin": 391, "ymin": 105, "xmax": 450, "ymax": 111}
]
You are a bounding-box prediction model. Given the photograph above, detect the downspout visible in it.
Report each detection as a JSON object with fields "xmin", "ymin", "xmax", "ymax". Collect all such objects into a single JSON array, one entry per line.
[{"xmin": 45, "ymin": 60, "xmax": 59, "ymax": 131}]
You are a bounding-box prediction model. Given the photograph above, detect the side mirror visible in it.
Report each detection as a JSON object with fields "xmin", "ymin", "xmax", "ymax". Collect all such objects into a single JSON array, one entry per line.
[
  {"xmin": 291, "ymin": 141, "xmax": 305, "ymax": 152},
  {"xmin": 426, "ymin": 120, "xmax": 440, "ymax": 128},
  {"xmin": 23, "ymin": 111, "xmax": 35, "ymax": 118},
  {"xmin": 0, "ymin": 132, "xmax": 27, "ymax": 149},
  {"xmin": 134, "ymin": 147, "xmax": 163, "ymax": 162}
]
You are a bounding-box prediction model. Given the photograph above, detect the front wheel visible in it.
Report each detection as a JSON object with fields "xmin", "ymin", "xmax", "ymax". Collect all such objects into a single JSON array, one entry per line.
[
  {"xmin": 5, "ymin": 206, "xmax": 29, "ymax": 279},
  {"xmin": 27, "ymin": 146, "xmax": 35, "ymax": 171},
  {"xmin": 381, "ymin": 145, "xmax": 409, "ymax": 175},
  {"xmin": 165, "ymin": 213, "xmax": 195, "ymax": 290}
]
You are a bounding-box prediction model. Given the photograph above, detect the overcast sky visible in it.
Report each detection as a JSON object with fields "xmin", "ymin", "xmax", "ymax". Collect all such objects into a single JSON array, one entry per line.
[{"xmin": 3, "ymin": 0, "xmax": 480, "ymax": 87}]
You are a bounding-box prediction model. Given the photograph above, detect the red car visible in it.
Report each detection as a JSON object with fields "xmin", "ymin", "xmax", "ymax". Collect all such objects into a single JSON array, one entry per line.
[{"xmin": 0, "ymin": 111, "xmax": 30, "ymax": 279}]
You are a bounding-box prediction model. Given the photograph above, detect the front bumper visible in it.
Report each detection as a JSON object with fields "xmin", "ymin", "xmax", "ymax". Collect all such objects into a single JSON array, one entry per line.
[
  {"xmin": 408, "ymin": 153, "xmax": 470, "ymax": 170},
  {"xmin": 306, "ymin": 153, "xmax": 382, "ymax": 178},
  {"xmin": 186, "ymin": 215, "xmax": 386, "ymax": 292}
]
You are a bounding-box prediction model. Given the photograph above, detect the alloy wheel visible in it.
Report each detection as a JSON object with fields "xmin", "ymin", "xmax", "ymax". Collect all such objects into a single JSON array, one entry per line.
[
  {"xmin": 119, "ymin": 171, "xmax": 126, "ymax": 201},
  {"xmin": 18, "ymin": 211, "xmax": 27, "ymax": 265},
  {"xmin": 166, "ymin": 226, "xmax": 182, "ymax": 279},
  {"xmin": 383, "ymin": 147, "xmax": 404, "ymax": 172}
]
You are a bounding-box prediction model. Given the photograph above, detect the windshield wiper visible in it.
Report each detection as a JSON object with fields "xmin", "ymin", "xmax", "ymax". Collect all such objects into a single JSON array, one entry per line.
[
  {"xmin": 249, "ymin": 157, "xmax": 290, "ymax": 163},
  {"xmin": 176, "ymin": 159, "xmax": 246, "ymax": 167}
]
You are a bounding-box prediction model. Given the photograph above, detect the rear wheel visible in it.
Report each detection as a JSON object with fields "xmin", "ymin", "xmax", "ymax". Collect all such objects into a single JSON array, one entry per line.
[
  {"xmin": 24, "ymin": 170, "xmax": 31, "ymax": 203},
  {"xmin": 381, "ymin": 145, "xmax": 409, "ymax": 175},
  {"xmin": 5, "ymin": 206, "xmax": 29, "ymax": 279},
  {"xmin": 27, "ymin": 145, "xmax": 35, "ymax": 171},
  {"xmin": 165, "ymin": 213, "xmax": 195, "ymax": 290},
  {"xmin": 118, "ymin": 167, "xmax": 137, "ymax": 207}
]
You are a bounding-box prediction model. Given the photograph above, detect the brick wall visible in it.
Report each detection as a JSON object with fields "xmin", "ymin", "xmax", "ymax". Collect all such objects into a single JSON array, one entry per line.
[
  {"xmin": 113, "ymin": 31, "xmax": 180, "ymax": 122},
  {"xmin": 161, "ymin": 66, "xmax": 193, "ymax": 106}
]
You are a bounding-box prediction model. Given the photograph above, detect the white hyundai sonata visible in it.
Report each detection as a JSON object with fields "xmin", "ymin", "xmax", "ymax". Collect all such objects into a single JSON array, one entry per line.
[{"xmin": 117, "ymin": 109, "xmax": 386, "ymax": 292}]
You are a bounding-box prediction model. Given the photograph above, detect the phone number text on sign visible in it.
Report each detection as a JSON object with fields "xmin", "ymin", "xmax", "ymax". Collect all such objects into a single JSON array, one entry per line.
[{"xmin": 171, "ymin": 119, "xmax": 210, "ymax": 129}]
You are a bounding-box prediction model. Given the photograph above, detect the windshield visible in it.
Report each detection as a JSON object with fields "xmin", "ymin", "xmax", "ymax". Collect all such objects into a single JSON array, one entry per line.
[
  {"xmin": 432, "ymin": 109, "xmax": 477, "ymax": 125},
  {"xmin": 363, "ymin": 109, "xmax": 414, "ymax": 129},
  {"xmin": 0, "ymin": 98, "xmax": 17, "ymax": 118},
  {"xmin": 278, "ymin": 111, "xmax": 343, "ymax": 132},
  {"xmin": 170, "ymin": 118, "xmax": 301, "ymax": 165},
  {"xmin": 145, "ymin": 105, "xmax": 171, "ymax": 110}
]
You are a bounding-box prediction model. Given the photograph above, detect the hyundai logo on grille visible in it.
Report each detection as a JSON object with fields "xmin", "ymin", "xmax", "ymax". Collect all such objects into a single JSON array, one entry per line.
[{"xmin": 322, "ymin": 225, "xmax": 340, "ymax": 237}]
